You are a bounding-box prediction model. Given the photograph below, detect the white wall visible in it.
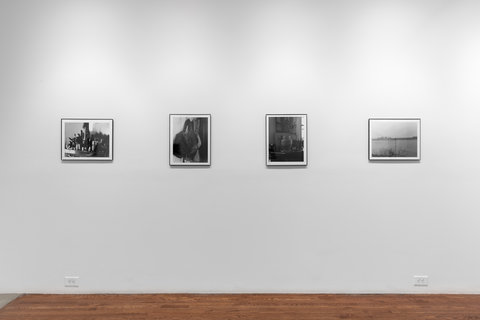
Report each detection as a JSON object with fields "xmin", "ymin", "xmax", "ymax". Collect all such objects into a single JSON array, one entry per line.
[{"xmin": 1, "ymin": 0, "xmax": 480, "ymax": 294}]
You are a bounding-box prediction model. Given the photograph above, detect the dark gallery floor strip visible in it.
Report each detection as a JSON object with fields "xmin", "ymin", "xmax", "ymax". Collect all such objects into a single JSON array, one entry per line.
[{"xmin": 1, "ymin": 294, "xmax": 480, "ymax": 320}]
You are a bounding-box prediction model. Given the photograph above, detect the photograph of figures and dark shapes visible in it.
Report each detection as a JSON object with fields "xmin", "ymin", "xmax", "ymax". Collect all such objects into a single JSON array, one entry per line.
[
  {"xmin": 266, "ymin": 114, "xmax": 307, "ymax": 166},
  {"xmin": 61, "ymin": 119, "xmax": 113, "ymax": 161},
  {"xmin": 170, "ymin": 114, "xmax": 211, "ymax": 166},
  {"xmin": 368, "ymin": 118, "xmax": 420, "ymax": 161}
]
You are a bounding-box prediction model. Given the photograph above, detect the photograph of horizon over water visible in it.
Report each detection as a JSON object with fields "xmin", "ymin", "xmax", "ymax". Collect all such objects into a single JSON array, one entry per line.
[{"xmin": 369, "ymin": 118, "xmax": 420, "ymax": 161}]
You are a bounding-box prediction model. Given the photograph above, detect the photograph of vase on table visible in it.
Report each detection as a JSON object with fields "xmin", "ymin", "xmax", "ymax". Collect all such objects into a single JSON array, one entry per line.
[{"xmin": 266, "ymin": 114, "xmax": 307, "ymax": 166}]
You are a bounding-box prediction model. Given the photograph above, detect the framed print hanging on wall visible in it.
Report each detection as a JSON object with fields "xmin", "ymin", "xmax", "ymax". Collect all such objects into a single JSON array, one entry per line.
[
  {"xmin": 266, "ymin": 114, "xmax": 307, "ymax": 166},
  {"xmin": 61, "ymin": 118, "xmax": 113, "ymax": 161},
  {"xmin": 368, "ymin": 118, "xmax": 421, "ymax": 161},
  {"xmin": 169, "ymin": 114, "xmax": 211, "ymax": 166}
]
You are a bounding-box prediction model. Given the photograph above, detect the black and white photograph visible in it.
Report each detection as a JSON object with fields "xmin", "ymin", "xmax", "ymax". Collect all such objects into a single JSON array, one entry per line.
[
  {"xmin": 170, "ymin": 114, "xmax": 211, "ymax": 166},
  {"xmin": 369, "ymin": 118, "xmax": 420, "ymax": 161},
  {"xmin": 266, "ymin": 114, "xmax": 307, "ymax": 166},
  {"xmin": 61, "ymin": 119, "xmax": 113, "ymax": 161}
]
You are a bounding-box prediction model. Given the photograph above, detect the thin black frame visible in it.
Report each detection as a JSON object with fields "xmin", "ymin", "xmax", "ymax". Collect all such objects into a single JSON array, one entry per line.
[
  {"xmin": 265, "ymin": 114, "xmax": 308, "ymax": 166},
  {"xmin": 368, "ymin": 118, "xmax": 421, "ymax": 161},
  {"xmin": 169, "ymin": 114, "xmax": 211, "ymax": 166},
  {"xmin": 61, "ymin": 118, "xmax": 114, "ymax": 161}
]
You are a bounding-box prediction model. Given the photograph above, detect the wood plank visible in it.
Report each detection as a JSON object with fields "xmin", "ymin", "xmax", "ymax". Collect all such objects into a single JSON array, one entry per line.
[{"xmin": 1, "ymin": 294, "xmax": 480, "ymax": 320}]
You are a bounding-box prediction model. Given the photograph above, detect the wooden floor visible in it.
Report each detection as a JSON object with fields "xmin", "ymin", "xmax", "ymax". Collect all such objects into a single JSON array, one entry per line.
[{"xmin": 1, "ymin": 294, "xmax": 480, "ymax": 320}]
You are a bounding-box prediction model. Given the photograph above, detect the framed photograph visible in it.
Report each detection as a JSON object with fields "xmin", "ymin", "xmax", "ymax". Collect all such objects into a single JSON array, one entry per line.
[
  {"xmin": 368, "ymin": 118, "xmax": 421, "ymax": 161},
  {"xmin": 170, "ymin": 114, "xmax": 211, "ymax": 166},
  {"xmin": 266, "ymin": 114, "xmax": 307, "ymax": 166},
  {"xmin": 61, "ymin": 119, "xmax": 113, "ymax": 161}
]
